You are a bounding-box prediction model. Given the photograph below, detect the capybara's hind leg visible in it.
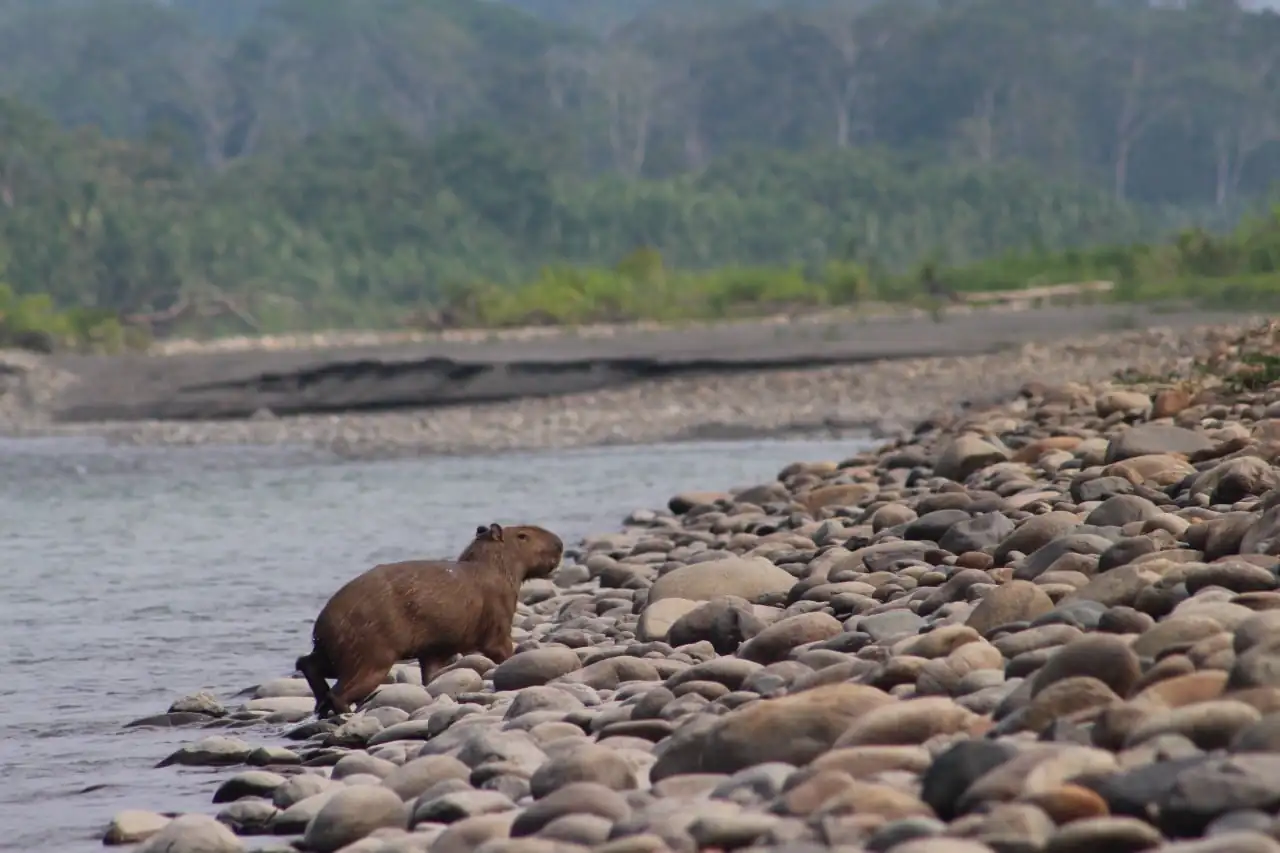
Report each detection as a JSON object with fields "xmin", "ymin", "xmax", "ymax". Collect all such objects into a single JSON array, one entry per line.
[
  {"xmin": 296, "ymin": 653, "xmax": 336, "ymax": 717},
  {"xmin": 480, "ymin": 636, "xmax": 515, "ymax": 665},
  {"xmin": 418, "ymin": 655, "xmax": 448, "ymax": 688},
  {"xmin": 331, "ymin": 666, "xmax": 389, "ymax": 714}
]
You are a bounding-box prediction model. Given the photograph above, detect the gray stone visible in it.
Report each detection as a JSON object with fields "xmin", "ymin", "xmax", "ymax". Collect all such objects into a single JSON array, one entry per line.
[
  {"xmin": 411, "ymin": 790, "xmax": 516, "ymax": 826},
  {"xmin": 156, "ymin": 736, "xmax": 252, "ymax": 768},
  {"xmin": 1105, "ymin": 424, "xmax": 1215, "ymax": 463},
  {"xmin": 301, "ymin": 786, "xmax": 407, "ymax": 853},
  {"xmin": 491, "ymin": 648, "xmax": 583, "ymax": 691},
  {"xmin": 940, "ymin": 512, "xmax": 1017, "ymax": 555},
  {"xmin": 135, "ymin": 814, "xmax": 243, "ymax": 853},
  {"xmin": 215, "ymin": 798, "xmax": 278, "ymax": 836},
  {"xmin": 383, "ymin": 755, "xmax": 474, "ymax": 801}
]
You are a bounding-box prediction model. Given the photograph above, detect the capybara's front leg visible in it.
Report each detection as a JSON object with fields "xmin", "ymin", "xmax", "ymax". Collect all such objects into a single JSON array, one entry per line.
[
  {"xmin": 331, "ymin": 666, "xmax": 390, "ymax": 714},
  {"xmin": 296, "ymin": 653, "xmax": 336, "ymax": 718},
  {"xmin": 317, "ymin": 692, "xmax": 347, "ymax": 719}
]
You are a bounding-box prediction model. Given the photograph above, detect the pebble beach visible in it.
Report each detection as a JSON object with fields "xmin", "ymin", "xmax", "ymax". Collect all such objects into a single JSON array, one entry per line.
[{"xmin": 87, "ymin": 317, "xmax": 1280, "ymax": 853}]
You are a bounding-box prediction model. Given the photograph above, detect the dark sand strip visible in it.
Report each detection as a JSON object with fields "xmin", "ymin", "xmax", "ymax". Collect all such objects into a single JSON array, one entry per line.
[{"xmin": 49, "ymin": 305, "xmax": 1246, "ymax": 422}]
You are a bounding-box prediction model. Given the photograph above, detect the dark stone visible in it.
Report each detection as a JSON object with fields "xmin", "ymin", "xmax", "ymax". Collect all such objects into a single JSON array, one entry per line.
[
  {"xmin": 1097, "ymin": 537, "xmax": 1160, "ymax": 573},
  {"xmin": 1072, "ymin": 476, "xmax": 1135, "ymax": 504},
  {"xmin": 904, "ymin": 509, "xmax": 972, "ymax": 543},
  {"xmin": 1082, "ymin": 756, "xmax": 1208, "ymax": 821},
  {"xmin": 668, "ymin": 597, "xmax": 768, "ymax": 655},
  {"xmin": 1016, "ymin": 534, "xmax": 1116, "ymax": 581},
  {"xmin": 1158, "ymin": 755, "xmax": 1280, "ymax": 838},
  {"xmin": 940, "ymin": 512, "xmax": 1017, "ymax": 555},
  {"xmin": 1085, "ymin": 495, "xmax": 1163, "ymax": 528},
  {"xmin": 1034, "ymin": 601, "xmax": 1108, "ymax": 632},
  {"xmin": 920, "ymin": 740, "xmax": 1018, "ymax": 822},
  {"xmin": 125, "ymin": 712, "xmax": 215, "ymax": 728},
  {"xmin": 865, "ymin": 817, "xmax": 946, "ymax": 852}
]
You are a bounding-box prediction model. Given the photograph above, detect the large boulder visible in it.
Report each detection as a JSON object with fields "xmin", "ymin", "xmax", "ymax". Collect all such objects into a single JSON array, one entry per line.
[
  {"xmin": 649, "ymin": 684, "xmax": 893, "ymax": 781},
  {"xmin": 648, "ymin": 557, "xmax": 798, "ymax": 605}
]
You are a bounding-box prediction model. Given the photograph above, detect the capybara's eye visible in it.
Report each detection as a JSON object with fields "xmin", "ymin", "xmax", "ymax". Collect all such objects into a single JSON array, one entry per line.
[{"xmin": 517, "ymin": 532, "xmax": 528, "ymax": 540}]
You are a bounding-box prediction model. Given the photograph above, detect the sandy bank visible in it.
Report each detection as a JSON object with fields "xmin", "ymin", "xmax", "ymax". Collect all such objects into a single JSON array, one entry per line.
[
  {"xmin": 0, "ymin": 317, "xmax": 1264, "ymax": 458},
  {"xmin": 28, "ymin": 304, "xmax": 1243, "ymax": 424}
]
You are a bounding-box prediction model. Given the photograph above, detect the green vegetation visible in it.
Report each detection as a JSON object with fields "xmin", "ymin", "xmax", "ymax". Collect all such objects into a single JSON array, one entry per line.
[
  {"xmin": 919, "ymin": 206, "xmax": 1280, "ymax": 313},
  {"xmin": 1223, "ymin": 348, "xmax": 1280, "ymax": 393},
  {"xmin": 0, "ymin": 0, "xmax": 1277, "ymax": 349},
  {"xmin": 456, "ymin": 250, "xmax": 874, "ymax": 327},
  {"xmin": 465, "ymin": 206, "xmax": 1280, "ymax": 328},
  {"xmin": 0, "ymin": 285, "xmax": 143, "ymax": 354}
]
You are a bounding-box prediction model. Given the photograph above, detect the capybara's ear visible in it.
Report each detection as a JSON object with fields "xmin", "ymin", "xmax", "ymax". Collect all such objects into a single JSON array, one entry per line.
[
  {"xmin": 475, "ymin": 525, "xmax": 489, "ymax": 539},
  {"xmin": 488, "ymin": 523, "xmax": 504, "ymax": 542}
]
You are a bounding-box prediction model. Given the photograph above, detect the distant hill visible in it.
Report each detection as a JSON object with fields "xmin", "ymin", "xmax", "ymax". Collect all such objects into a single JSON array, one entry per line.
[
  {"xmin": 0, "ymin": 0, "xmax": 1274, "ymax": 340},
  {"xmin": 166, "ymin": 0, "xmax": 274, "ymax": 37},
  {"xmin": 0, "ymin": 0, "xmax": 1264, "ymax": 212}
]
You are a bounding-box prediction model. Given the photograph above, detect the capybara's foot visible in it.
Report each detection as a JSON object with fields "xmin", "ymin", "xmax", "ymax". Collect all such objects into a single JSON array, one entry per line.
[
  {"xmin": 315, "ymin": 695, "xmax": 350, "ymax": 719},
  {"xmin": 330, "ymin": 668, "xmax": 387, "ymax": 715}
]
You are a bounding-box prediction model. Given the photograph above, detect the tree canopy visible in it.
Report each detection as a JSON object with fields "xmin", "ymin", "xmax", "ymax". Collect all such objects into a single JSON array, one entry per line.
[{"xmin": 0, "ymin": 0, "xmax": 1277, "ymax": 345}]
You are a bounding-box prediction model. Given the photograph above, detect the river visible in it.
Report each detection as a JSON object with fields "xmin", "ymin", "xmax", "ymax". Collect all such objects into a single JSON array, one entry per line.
[{"xmin": 0, "ymin": 434, "xmax": 870, "ymax": 852}]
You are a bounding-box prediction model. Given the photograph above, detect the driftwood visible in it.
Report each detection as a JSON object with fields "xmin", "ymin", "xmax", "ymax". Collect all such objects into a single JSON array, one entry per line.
[
  {"xmin": 961, "ymin": 280, "xmax": 1115, "ymax": 306},
  {"xmin": 123, "ymin": 289, "xmax": 261, "ymax": 335},
  {"xmin": 400, "ymin": 307, "xmax": 462, "ymax": 332}
]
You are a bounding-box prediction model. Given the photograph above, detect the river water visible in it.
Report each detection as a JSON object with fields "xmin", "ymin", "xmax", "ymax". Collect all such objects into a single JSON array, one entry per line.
[{"xmin": 0, "ymin": 434, "xmax": 869, "ymax": 852}]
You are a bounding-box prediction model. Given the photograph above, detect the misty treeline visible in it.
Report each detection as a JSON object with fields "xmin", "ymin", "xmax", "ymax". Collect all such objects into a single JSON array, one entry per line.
[{"xmin": 0, "ymin": 0, "xmax": 1277, "ymax": 341}]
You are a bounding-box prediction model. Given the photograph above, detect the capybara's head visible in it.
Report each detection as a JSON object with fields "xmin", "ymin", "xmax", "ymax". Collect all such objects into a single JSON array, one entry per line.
[{"xmin": 463, "ymin": 522, "xmax": 564, "ymax": 580}]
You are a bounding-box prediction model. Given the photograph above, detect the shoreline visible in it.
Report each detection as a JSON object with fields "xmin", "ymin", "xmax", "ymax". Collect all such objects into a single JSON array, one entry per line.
[
  {"xmin": 0, "ymin": 424, "xmax": 877, "ymax": 470},
  {"xmin": 2, "ymin": 319, "xmax": 1264, "ymax": 459},
  {"xmin": 23, "ymin": 304, "xmax": 1249, "ymax": 425},
  {"xmin": 82, "ymin": 316, "xmax": 1280, "ymax": 853}
]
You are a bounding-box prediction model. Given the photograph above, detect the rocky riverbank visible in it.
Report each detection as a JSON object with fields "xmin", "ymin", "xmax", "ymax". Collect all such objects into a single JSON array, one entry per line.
[
  {"xmin": 104, "ymin": 319, "xmax": 1280, "ymax": 852},
  {"xmin": 0, "ymin": 320, "xmax": 1263, "ymax": 457}
]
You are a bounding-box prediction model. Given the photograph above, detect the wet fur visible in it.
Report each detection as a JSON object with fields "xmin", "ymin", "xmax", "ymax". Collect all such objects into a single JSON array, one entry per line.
[{"xmin": 295, "ymin": 523, "xmax": 563, "ymax": 718}]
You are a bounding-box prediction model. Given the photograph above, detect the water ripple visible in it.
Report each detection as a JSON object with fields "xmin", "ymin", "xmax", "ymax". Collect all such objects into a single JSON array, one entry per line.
[{"xmin": 0, "ymin": 434, "xmax": 868, "ymax": 852}]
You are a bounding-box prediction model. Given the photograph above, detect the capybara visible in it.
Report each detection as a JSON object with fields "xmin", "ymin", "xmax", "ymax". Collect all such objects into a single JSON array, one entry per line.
[{"xmin": 295, "ymin": 522, "xmax": 564, "ymax": 717}]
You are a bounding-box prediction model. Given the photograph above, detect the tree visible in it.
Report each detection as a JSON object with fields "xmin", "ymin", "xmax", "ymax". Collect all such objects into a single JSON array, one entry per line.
[
  {"xmin": 812, "ymin": 2, "xmax": 897, "ymax": 148},
  {"xmin": 1184, "ymin": 1, "xmax": 1280, "ymax": 207},
  {"xmin": 0, "ymin": 0, "xmax": 1276, "ymax": 339},
  {"xmin": 1096, "ymin": 6, "xmax": 1189, "ymax": 200},
  {"xmin": 578, "ymin": 42, "xmax": 676, "ymax": 177}
]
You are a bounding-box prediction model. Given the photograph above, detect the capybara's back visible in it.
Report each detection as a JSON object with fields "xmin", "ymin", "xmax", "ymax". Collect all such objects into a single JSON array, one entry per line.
[{"xmin": 296, "ymin": 522, "xmax": 563, "ymax": 717}]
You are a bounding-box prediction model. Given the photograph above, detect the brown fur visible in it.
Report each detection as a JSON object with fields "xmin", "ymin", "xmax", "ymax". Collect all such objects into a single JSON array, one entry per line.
[{"xmin": 295, "ymin": 522, "xmax": 563, "ymax": 718}]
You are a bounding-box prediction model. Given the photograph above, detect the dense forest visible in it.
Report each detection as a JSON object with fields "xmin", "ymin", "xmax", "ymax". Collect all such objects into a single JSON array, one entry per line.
[{"xmin": 0, "ymin": 0, "xmax": 1279, "ymax": 346}]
